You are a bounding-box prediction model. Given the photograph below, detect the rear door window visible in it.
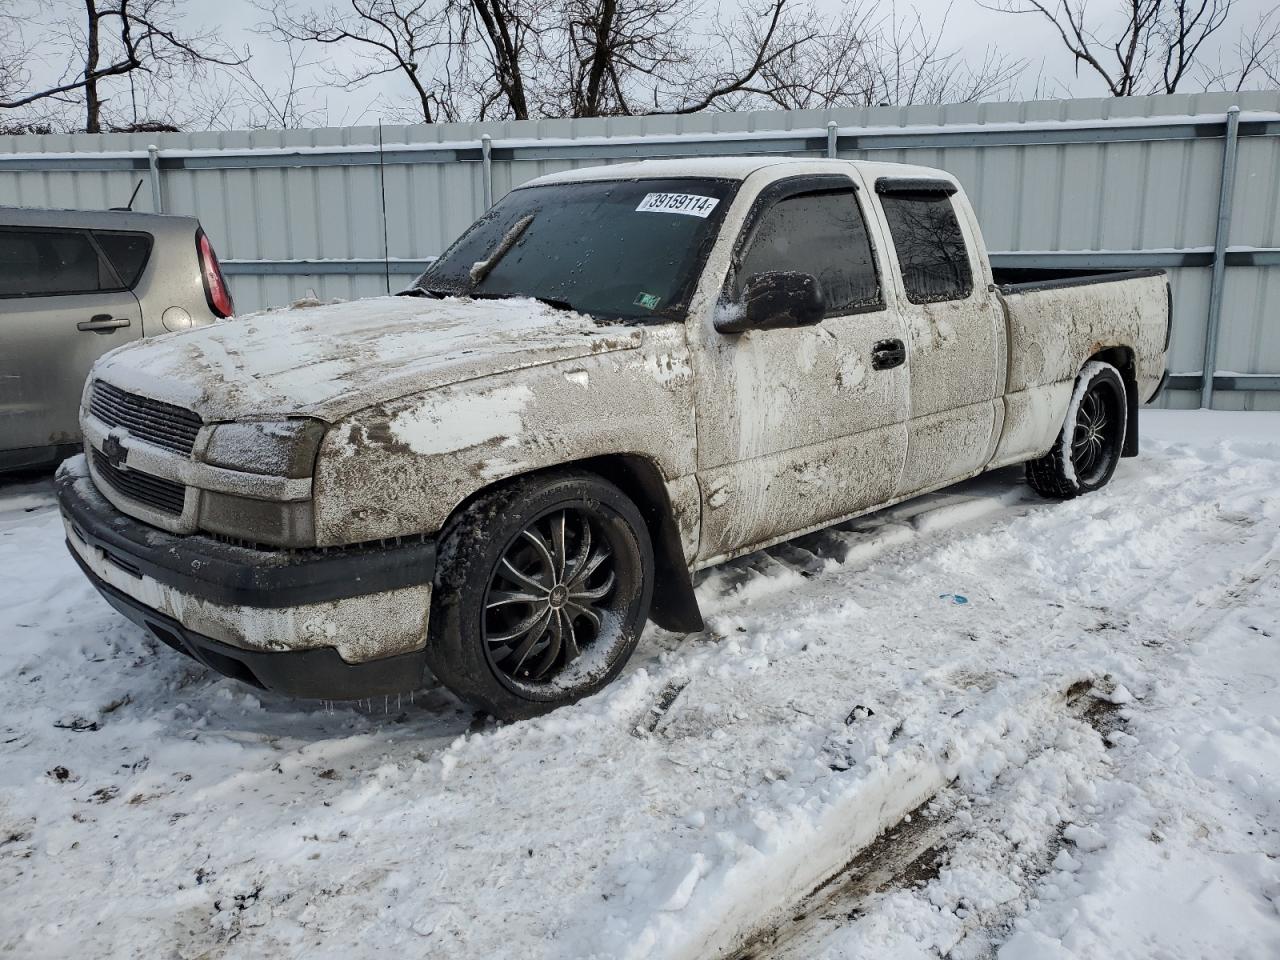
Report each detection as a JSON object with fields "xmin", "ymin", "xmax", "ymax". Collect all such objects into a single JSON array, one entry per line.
[
  {"xmin": 0, "ymin": 228, "xmax": 123, "ymax": 299},
  {"xmin": 92, "ymin": 231, "xmax": 153, "ymax": 288},
  {"xmin": 737, "ymin": 189, "xmax": 881, "ymax": 316},
  {"xmin": 878, "ymin": 192, "xmax": 973, "ymax": 304}
]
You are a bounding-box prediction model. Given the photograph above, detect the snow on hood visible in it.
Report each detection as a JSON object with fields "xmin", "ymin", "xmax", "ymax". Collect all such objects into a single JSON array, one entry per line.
[{"xmin": 93, "ymin": 296, "xmax": 642, "ymax": 423}]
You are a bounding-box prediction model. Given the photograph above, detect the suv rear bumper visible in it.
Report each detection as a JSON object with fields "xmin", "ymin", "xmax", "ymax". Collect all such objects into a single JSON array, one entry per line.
[{"xmin": 55, "ymin": 455, "xmax": 434, "ymax": 699}]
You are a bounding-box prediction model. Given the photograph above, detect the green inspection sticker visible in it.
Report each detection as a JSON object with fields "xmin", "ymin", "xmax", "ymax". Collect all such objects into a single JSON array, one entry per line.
[{"xmin": 633, "ymin": 292, "xmax": 662, "ymax": 310}]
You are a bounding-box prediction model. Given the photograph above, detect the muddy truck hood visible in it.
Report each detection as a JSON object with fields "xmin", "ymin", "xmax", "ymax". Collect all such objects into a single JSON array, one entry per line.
[{"xmin": 93, "ymin": 296, "xmax": 642, "ymax": 423}]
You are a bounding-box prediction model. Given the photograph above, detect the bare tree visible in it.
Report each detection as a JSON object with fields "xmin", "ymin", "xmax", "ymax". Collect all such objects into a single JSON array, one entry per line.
[
  {"xmin": 0, "ymin": 0, "xmax": 245, "ymax": 133},
  {"xmin": 0, "ymin": 2, "xmax": 68, "ymax": 132},
  {"xmin": 532, "ymin": 0, "xmax": 1017, "ymax": 116},
  {"xmin": 865, "ymin": 4, "xmax": 1024, "ymax": 104},
  {"xmin": 463, "ymin": 0, "xmax": 812, "ymax": 119},
  {"xmin": 657, "ymin": 0, "xmax": 814, "ymax": 114},
  {"xmin": 261, "ymin": 0, "xmax": 476, "ymax": 124},
  {"xmin": 256, "ymin": 0, "xmax": 1040, "ymax": 124},
  {"xmin": 466, "ymin": 0, "xmax": 539, "ymax": 119},
  {"xmin": 1199, "ymin": 8, "xmax": 1280, "ymax": 90},
  {"xmin": 0, "ymin": 5, "xmax": 30, "ymax": 106},
  {"xmin": 264, "ymin": 0, "xmax": 847, "ymax": 121},
  {"xmin": 535, "ymin": 0, "xmax": 698, "ymax": 116},
  {"xmin": 517, "ymin": 0, "xmax": 819, "ymax": 118},
  {"xmin": 224, "ymin": 36, "xmax": 331, "ymax": 128},
  {"xmin": 731, "ymin": 1, "xmax": 1023, "ymax": 109},
  {"xmin": 980, "ymin": 0, "xmax": 1256, "ymax": 95},
  {"xmin": 725, "ymin": 4, "xmax": 877, "ymax": 109},
  {"xmin": 1243, "ymin": 12, "xmax": 1280, "ymax": 87}
]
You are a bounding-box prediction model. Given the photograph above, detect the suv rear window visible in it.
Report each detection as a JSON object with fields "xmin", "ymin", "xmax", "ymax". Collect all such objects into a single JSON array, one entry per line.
[
  {"xmin": 878, "ymin": 193, "xmax": 973, "ymax": 304},
  {"xmin": 93, "ymin": 231, "xmax": 153, "ymax": 287},
  {"xmin": 0, "ymin": 228, "xmax": 135, "ymax": 299}
]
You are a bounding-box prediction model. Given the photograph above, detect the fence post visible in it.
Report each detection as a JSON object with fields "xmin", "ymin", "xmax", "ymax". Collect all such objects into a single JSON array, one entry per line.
[
  {"xmin": 826, "ymin": 121, "xmax": 838, "ymax": 158},
  {"xmin": 147, "ymin": 145, "xmax": 163, "ymax": 213},
  {"xmin": 481, "ymin": 134, "xmax": 493, "ymax": 209},
  {"xmin": 1201, "ymin": 105, "xmax": 1241, "ymax": 409}
]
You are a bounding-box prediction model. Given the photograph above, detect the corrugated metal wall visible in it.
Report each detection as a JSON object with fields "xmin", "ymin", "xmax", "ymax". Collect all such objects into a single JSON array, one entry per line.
[{"xmin": 2, "ymin": 90, "xmax": 1278, "ymax": 409}]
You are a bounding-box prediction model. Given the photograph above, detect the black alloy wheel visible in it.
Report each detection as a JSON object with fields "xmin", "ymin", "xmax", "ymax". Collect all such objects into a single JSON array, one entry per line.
[
  {"xmin": 483, "ymin": 507, "xmax": 623, "ymax": 684},
  {"xmin": 1026, "ymin": 362, "xmax": 1128, "ymax": 500},
  {"xmin": 426, "ymin": 470, "xmax": 653, "ymax": 720},
  {"xmin": 1069, "ymin": 377, "xmax": 1123, "ymax": 486}
]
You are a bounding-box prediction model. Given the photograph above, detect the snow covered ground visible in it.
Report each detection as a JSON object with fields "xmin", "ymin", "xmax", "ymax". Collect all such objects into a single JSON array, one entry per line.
[{"xmin": 2, "ymin": 409, "xmax": 1278, "ymax": 960}]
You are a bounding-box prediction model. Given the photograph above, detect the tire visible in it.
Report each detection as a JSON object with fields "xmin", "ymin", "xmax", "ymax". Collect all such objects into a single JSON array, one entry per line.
[
  {"xmin": 426, "ymin": 470, "xmax": 654, "ymax": 721},
  {"xmin": 1026, "ymin": 360, "xmax": 1128, "ymax": 500}
]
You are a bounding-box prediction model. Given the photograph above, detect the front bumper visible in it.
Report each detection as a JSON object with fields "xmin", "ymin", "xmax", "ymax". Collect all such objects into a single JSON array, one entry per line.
[{"xmin": 56, "ymin": 456, "xmax": 435, "ymax": 699}]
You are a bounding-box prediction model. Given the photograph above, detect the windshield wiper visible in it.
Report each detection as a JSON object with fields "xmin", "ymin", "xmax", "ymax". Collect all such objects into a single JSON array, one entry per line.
[
  {"xmin": 469, "ymin": 215, "xmax": 534, "ymax": 287},
  {"xmin": 400, "ymin": 286, "xmax": 447, "ymax": 299},
  {"xmin": 473, "ymin": 291, "xmax": 576, "ymax": 313},
  {"xmin": 532, "ymin": 295, "xmax": 575, "ymax": 312}
]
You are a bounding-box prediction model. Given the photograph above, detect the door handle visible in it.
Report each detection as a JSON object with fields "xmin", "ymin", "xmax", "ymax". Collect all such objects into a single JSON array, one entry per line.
[
  {"xmin": 77, "ymin": 314, "xmax": 131, "ymax": 333},
  {"xmin": 871, "ymin": 338, "xmax": 906, "ymax": 370}
]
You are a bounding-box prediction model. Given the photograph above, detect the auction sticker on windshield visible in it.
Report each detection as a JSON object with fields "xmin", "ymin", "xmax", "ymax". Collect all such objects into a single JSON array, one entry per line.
[{"xmin": 636, "ymin": 193, "xmax": 720, "ymax": 217}]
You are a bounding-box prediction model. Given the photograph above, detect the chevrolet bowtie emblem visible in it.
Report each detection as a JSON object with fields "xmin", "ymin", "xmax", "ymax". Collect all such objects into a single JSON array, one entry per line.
[{"xmin": 102, "ymin": 433, "xmax": 129, "ymax": 470}]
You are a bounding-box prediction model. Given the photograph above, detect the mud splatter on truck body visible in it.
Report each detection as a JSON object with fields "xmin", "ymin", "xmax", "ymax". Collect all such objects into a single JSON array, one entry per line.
[{"xmin": 55, "ymin": 156, "xmax": 1170, "ymax": 712}]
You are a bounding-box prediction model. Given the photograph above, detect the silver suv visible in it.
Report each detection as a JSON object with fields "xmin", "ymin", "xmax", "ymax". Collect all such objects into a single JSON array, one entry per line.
[{"xmin": 0, "ymin": 207, "xmax": 234, "ymax": 471}]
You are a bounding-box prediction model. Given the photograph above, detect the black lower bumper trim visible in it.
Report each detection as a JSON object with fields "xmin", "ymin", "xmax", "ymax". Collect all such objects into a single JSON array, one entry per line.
[{"xmin": 74, "ymin": 547, "xmax": 426, "ymax": 699}]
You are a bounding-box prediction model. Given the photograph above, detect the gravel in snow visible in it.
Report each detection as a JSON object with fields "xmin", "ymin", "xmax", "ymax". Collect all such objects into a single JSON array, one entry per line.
[{"xmin": 1, "ymin": 409, "xmax": 1278, "ymax": 959}]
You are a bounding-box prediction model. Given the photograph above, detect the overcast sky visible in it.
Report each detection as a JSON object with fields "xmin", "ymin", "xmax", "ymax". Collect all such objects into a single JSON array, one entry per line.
[
  {"xmin": 190, "ymin": 0, "xmax": 1275, "ymax": 118},
  {"xmin": 202, "ymin": 0, "xmax": 1096, "ymax": 122},
  {"xmin": 14, "ymin": 0, "xmax": 1279, "ymax": 129}
]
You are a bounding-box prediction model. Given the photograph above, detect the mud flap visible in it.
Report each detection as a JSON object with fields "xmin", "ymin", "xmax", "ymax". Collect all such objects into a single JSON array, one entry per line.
[{"xmin": 649, "ymin": 534, "xmax": 705, "ymax": 632}]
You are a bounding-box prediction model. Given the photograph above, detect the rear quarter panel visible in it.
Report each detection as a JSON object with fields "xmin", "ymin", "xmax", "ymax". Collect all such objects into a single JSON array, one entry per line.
[
  {"xmin": 133, "ymin": 218, "xmax": 220, "ymax": 336},
  {"xmin": 992, "ymin": 272, "xmax": 1169, "ymax": 464}
]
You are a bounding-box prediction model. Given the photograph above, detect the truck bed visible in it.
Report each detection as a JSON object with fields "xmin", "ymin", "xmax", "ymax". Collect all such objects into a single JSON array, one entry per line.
[
  {"xmin": 992, "ymin": 266, "xmax": 1165, "ymax": 292},
  {"xmin": 994, "ymin": 267, "xmax": 1171, "ymax": 410}
]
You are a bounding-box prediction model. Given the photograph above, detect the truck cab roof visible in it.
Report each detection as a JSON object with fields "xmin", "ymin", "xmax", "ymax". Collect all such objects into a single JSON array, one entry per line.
[{"xmin": 524, "ymin": 156, "xmax": 959, "ymax": 188}]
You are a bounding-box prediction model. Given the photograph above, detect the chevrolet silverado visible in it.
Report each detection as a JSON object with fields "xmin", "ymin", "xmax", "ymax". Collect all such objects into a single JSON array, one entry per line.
[{"xmin": 55, "ymin": 157, "xmax": 1171, "ymax": 720}]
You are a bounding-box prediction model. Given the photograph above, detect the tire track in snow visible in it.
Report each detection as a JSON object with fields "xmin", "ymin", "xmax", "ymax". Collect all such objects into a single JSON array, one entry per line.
[
  {"xmin": 732, "ymin": 682, "xmax": 1125, "ymax": 960},
  {"xmin": 947, "ymin": 550, "xmax": 1280, "ymax": 960},
  {"xmin": 726, "ymin": 537, "xmax": 1280, "ymax": 960},
  {"xmin": 633, "ymin": 454, "xmax": 1277, "ymax": 960},
  {"xmin": 5, "ymin": 436, "xmax": 1276, "ymax": 960}
]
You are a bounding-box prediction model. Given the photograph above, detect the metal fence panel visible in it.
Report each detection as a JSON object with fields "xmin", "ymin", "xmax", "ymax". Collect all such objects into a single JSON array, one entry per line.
[{"xmin": 2, "ymin": 90, "xmax": 1279, "ymax": 408}]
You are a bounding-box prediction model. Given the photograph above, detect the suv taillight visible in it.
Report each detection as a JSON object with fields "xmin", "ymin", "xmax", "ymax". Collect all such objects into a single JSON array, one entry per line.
[{"xmin": 197, "ymin": 229, "xmax": 235, "ymax": 318}]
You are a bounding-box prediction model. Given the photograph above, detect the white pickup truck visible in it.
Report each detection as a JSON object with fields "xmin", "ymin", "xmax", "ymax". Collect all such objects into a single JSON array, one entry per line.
[{"xmin": 56, "ymin": 157, "xmax": 1171, "ymax": 719}]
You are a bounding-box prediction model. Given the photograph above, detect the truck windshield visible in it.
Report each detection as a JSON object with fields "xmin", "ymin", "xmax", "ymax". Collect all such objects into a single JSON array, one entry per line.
[{"xmin": 411, "ymin": 177, "xmax": 739, "ymax": 322}]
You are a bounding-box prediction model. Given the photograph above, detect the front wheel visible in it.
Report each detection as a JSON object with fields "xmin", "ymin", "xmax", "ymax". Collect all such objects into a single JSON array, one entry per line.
[
  {"xmin": 1026, "ymin": 361, "xmax": 1128, "ymax": 500},
  {"xmin": 426, "ymin": 470, "xmax": 654, "ymax": 721}
]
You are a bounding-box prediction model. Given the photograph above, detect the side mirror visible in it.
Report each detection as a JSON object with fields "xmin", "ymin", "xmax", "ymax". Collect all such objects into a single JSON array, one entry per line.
[{"xmin": 715, "ymin": 271, "xmax": 826, "ymax": 334}]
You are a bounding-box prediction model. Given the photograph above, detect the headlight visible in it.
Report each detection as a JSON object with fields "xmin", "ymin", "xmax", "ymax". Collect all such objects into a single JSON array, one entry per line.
[
  {"xmin": 203, "ymin": 419, "xmax": 325, "ymax": 477},
  {"xmin": 198, "ymin": 419, "xmax": 325, "ymax": 547}
]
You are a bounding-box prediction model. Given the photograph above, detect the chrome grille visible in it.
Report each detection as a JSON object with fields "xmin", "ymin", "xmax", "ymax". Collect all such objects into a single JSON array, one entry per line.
[
  {"xmin": 89, "ymin": 381, "xmax": 202, "ymax": 455},
  {"xmin": 91, "ymin": 449, "xmax": 187, "ymax": 516}
]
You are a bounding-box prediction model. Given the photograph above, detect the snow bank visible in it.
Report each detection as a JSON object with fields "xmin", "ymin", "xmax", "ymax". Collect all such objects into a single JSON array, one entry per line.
[{"xmin": 1, "ymin": 411, "xmax": 1278, "ymax": 959}]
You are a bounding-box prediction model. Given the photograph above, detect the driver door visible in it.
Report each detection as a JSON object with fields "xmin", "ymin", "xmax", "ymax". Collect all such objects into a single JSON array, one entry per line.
[{"xmin": 689, "ymin": 174, "xmax": 911, "ymax": 564}]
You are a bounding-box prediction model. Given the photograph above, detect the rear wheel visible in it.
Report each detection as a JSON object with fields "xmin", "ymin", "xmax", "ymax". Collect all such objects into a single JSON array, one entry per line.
[
  {"xmin": 426, "ymin": 470, "xmax": 654, "ymax": 720},
  {"xmin": 1026, "ymin": 361, "xmax": 1128, "ymax": 500}
]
